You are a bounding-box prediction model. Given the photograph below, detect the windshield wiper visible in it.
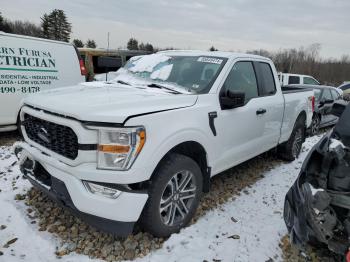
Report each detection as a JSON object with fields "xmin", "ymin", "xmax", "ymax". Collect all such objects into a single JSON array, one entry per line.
[
  {"xmin": 106, "ymin": 80, "xmax": 131, "ymax": 86},
  {"xmin": 147, "ymin": 83, "xmax": 182, "ymax": 94},
  {"xmin": 116, "ymin": 80, "xmax": 131, "ymax": 86}
]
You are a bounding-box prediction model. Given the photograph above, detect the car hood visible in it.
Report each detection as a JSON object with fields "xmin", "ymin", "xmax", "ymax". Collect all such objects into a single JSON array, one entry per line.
[{"xmin": 23, "ymin": 82, "xmax": 198, "ymax": 124}]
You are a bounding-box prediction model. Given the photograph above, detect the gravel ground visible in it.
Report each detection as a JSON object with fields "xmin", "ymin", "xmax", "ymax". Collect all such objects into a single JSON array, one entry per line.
[
  {"xmin": 0, "ymin": 131, "xmax": 21, "ymax": 146},
  {"xmin": 11, "ymin": 149, "xmax": 283, "ymax": 261}
]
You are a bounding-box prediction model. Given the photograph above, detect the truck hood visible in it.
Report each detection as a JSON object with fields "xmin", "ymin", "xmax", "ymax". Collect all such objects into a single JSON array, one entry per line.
[{"xmin": 23, "ymin": 82, "xmax": 198, "ymax": 124}]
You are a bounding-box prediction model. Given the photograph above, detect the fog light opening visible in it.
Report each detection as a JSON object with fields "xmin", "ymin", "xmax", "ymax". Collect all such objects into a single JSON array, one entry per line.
[{"xmin": 83, "ymin": 181, "xmax": 122, "ymax": 199}]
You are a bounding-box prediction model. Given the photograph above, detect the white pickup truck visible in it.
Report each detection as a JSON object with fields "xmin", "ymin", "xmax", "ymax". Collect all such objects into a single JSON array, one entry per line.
[
  {"xmin": 15, "ymin": 51, "xmax": 314, "ymax": 237},
  {"xmin": 278, "ymin": 73, "xmax": 320, "ymax": 86}
]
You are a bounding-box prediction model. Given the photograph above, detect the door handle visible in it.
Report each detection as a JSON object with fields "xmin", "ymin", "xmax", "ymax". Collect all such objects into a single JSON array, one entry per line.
[{"xmin": 256, "ymin": 108, "xmax": 267, "ymax": 115}]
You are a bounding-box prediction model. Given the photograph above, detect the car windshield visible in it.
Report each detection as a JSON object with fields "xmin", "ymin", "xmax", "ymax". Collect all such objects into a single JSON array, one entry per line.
[
  {"xmin": 111, "ymin": 53, "xmax": 227, "ymax": 94},
  {"xmin": 340, "ymin": 84, "xmax": 350, "ymax": 91},
  {"xmin": 314, "ymin": 88, "xmax": 322, "ymax": 101}
]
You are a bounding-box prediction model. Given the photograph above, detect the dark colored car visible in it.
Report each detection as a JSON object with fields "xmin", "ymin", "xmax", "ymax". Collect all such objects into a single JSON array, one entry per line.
[
  {"xmin": 308, "ymin": 85, "xmax": 342, "ymax": 135},
  {"xmin": 284, "ymin": 101, "xmax": 350, "ymax": 257},
  {"xmin": 285, "ymin": 85, "xmax": 343, "ymax": 135}
]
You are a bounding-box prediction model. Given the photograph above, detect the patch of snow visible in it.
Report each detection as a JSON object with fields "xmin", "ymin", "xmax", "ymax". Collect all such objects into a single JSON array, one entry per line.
[
  {"xmin": 329, "ymin": 138, "xmax": 346, "ymax": 150},
  {"xmin": 129, "ymin": 54, "xmax": 171, "ymax": 73},
  {"xmin": 150, "ymin": 64, "xmax": 173, "ymax": 81},
  {"xmin": 308, "ymin": 183, "xmax": 324, "ymax": 196},
  {"xmin": 0, "ymin": 147, "xmax": 99, "ymax": 262}
]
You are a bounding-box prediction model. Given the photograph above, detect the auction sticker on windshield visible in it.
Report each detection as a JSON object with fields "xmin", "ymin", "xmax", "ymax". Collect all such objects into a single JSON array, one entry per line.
[{"xmin": 197, "ymin": 57, "xmax": 223, "ymax": 64}]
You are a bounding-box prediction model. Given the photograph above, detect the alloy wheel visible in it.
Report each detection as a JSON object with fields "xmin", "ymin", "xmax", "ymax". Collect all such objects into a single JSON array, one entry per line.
[
  {"xmin": 311, "ymin": 116, "xmax": 320, "ymax": 136},
  {"xmin": 159, "ymin": 170, "xmax": 197, "ymax": 226},
  {"xmin": 292, "ymin": 128, "xmax": 303, "ymax": 158}
]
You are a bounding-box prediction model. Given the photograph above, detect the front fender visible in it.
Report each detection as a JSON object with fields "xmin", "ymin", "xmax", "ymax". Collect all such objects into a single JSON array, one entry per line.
[{"xmin": 125, "ymin": 108, "xmax": 215, "ymax": 181}]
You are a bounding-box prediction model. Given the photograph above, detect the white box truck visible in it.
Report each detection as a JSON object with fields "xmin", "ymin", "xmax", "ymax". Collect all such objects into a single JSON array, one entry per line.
[{"xmin": 0, "ymin": 32, "xmax": 86, "ymax": 132}]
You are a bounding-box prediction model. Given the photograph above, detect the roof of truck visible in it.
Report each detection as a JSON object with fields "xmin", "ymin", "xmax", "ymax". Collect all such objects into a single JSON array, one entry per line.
[{"xmin": 157, "ymin": 50, "xmax": 271, "ymax": 61}]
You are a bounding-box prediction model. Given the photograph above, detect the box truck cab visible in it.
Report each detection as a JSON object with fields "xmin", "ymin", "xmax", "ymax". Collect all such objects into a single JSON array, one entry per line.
[{"xmin": 0, "ymin": 32, "xmax": 86, "ymax": 131}]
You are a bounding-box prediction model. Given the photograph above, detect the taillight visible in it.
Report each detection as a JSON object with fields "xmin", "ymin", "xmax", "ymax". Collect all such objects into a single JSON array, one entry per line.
[
  {"xmin": 79, "ymin": 59, "xmax": 87, "ymax": 76},
  {"xmin": 311, "ymin": 96, "xmax": 315, "ymax": 112}
]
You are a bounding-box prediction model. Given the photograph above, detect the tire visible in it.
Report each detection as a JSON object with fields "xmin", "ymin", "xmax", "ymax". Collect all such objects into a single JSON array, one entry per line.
[
  {"xmin": 310, "ymin": 115, "xmax": 320, "ymax": 136},
  {"xmin": 278, "ymin": 116, "xmax": 305, "ymax": 161},
  {"xmin": 140, "ymin": 153, "xmax": 203, "ymax": 237}
]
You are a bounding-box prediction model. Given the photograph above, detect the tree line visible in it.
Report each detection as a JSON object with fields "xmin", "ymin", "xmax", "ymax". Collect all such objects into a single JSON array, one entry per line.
[
  {"xmin": 247, "ymin": 44, "xmax": 350, "ymax": 86},
  {"xmin": 1, "ymin": 10, "xmax": 348, "ymax": 85},
  {"xmin": 0, "ymin": 10, "xmax": 97, "ymax": 48}
]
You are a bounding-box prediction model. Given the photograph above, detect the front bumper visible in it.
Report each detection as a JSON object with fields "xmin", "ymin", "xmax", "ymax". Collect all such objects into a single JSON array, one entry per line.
[{"xmin": 15, "ymin": 142, "xmax": 148, "ymax": 236}]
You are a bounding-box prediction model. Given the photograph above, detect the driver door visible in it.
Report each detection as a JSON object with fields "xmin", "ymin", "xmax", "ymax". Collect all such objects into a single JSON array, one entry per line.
[{"xmin": 214, "ymin": 60, "xmax": 266, "ymax": 173}]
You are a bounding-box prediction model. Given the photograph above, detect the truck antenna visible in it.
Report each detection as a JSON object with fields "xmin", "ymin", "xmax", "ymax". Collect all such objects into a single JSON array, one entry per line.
[{"xmin": 106, "ymin": 32, "xmax": 110, "ymax": 81}]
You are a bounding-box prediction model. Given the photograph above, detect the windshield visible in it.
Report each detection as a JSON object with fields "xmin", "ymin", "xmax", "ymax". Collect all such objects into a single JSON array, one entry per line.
[
  {"xmin": 111, "ymin": 53, "xmax": 227, "ymax": 94},
  {"xmin": 340, "ymin": 84, "xmax": 350, "ymax": 91},
  {"xmin": 314, "ymin": 88, "xmax": 322, "ymax": 101}
]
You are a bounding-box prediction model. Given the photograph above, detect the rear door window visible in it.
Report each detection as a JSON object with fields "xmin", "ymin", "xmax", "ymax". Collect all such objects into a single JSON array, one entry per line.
[
  {"xmin": 314, "ymin": 89, "xmax": 322, "ymax": 102},
  {"xmin": 258, "ymin": 62, "xmax": 276, "ymax": 96},
  {"xmin": 331, "ymin": 89, "xmax": 340, "ymax": 100},
  {"xmin": 323, "ymin": 89, "xmax": 333, "ymax": 100},
  {"xmin": 288, "ymin": 76, "xmax": 300, "ymax": 84},
  {"xmin": 304, "ymin": 77, "xmax": 319, "ymax": 85}
]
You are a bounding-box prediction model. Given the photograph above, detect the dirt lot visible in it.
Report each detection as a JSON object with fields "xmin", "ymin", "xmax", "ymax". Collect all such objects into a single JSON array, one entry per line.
[{"xmin": 0, "ymin": 131, "xmax": 21, "ymax": 146}]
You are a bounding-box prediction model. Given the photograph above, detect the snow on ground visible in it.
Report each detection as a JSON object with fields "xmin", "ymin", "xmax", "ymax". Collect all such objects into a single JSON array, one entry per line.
[{"xmin": 0, "ymin": 135, "xmax": 322, "ymax": 262}]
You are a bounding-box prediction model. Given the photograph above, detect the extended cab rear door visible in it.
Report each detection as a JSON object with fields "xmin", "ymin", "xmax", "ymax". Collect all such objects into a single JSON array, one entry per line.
[
  {"xmin": 253, "ymin": 61, "xmax": 285, "ymax": 148},
  {"xmin": 214, "ymin": 58, "xmax": 284, "ymax": 173}
]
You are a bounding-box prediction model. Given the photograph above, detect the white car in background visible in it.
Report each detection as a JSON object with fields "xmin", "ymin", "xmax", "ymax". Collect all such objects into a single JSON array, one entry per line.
[
  {"xmin": 338, "ymin": 81, "xmax": 350, "ymax": 100},
  {"xmin": 0, "ymin": 32, "xmax": 86, "ymax": 132},
  {"xmin": 278, "ymin": 73, "xmax": 320, "ymax": 86}
]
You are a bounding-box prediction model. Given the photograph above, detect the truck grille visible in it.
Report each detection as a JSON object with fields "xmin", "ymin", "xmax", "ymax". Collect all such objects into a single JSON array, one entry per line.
[{"xmin": 23, "ymin": 114, "xmax": 79, "ymax": 160}]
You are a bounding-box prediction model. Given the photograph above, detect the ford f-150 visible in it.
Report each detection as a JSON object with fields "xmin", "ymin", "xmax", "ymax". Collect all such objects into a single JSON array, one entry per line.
[{"xmin": 14, "ymin": 51, "xmax": 314, "ymax": 237}]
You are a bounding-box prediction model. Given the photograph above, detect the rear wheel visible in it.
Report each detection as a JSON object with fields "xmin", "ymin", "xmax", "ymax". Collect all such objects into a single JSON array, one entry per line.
[
  {"xmin": 310, "ymin": 115, "xmax": 320, "ymax": 136},
  {"xmin": 278, "ymin": 116, "xmax": 305, "ymax": 161},
  {"xmin": 140, "ymin": 153, "xmax": 203, "ymax": 237}
]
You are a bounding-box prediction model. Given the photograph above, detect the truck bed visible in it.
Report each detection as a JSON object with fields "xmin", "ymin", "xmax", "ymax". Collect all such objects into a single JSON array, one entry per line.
[{"xmin": 282, "ymin": 85, "xmax": 314, "ymax": 94}]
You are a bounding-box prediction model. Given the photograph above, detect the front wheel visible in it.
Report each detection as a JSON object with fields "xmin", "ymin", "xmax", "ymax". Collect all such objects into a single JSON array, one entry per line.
[{"xmin": 140, "ymin": 153, "xmax": 203, "ymax": 237}]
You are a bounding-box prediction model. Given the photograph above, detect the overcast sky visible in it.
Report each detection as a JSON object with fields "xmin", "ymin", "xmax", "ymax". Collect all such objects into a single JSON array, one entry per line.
[{"xmin": 2, "ymin": 0, "xmax": 349, "ymax": 58}]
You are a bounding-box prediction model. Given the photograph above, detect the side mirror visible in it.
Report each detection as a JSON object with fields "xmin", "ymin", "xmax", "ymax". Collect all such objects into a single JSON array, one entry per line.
[{"xmin": 220, "ymin": 90, "xmax": 245, "ymax": 110}]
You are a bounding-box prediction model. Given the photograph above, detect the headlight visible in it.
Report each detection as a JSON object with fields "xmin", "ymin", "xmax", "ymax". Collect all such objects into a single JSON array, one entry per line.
[{"xmin": 97, "ymin": 127, "xmax": 146, "ymax": 170}]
